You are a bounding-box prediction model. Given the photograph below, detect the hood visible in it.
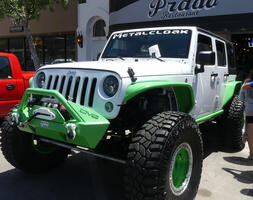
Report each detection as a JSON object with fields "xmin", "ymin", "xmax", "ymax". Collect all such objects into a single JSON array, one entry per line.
[{"xmin": 39, "ymin": 59, "xmax": 192, "ymax": 78}]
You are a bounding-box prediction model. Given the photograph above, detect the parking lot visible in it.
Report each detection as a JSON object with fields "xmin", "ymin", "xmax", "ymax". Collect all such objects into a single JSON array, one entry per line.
[{"xmin": 0, "ymin": 126, "xmax": 252, "ymax": 200}]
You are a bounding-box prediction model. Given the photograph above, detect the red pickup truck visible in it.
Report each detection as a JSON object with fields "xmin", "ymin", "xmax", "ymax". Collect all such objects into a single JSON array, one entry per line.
[{"xmin": 0, "ymin": 53, "xmax": 35, "ymax": 121}]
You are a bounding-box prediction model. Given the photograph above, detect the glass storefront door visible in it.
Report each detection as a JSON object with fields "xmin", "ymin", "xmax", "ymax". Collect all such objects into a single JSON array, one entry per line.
[{"xmin": 232, "ymin": 34, "xmax": 253, "ymax": 81}]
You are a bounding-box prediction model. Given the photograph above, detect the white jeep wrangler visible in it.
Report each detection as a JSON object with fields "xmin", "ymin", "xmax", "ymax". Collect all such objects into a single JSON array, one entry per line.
[{"xmin": 1, "ymin": 26, "xmax": 247, "ymax": 200}]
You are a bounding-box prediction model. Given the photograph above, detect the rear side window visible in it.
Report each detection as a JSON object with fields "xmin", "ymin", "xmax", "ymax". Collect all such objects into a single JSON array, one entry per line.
[
  {"xmin": 196, "ymin": 34, "xmax": 213, "ymax": 64},
  {"xmin": 216, "ymin": 40, "xmax": 226, "ymax": 66},
  {"xmin": 0, "ymin": 56, "xmax": 12, "ymax": 79},
  {"xmin": 227, "ymin": 43, "xmax": 236, "ymax": 69}
]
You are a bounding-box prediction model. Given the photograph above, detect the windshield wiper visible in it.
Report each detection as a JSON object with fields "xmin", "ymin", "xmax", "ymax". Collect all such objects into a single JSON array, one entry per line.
[
  {"xmin": 151, "ymin": 53, "xmax": 165, "ymax": 62},
  {"xmin": 117, "ymin": 56, "xmax": 125, "ymax": 61},
  {"xmin": 103, "ymin": 56, "xmax": 125, "ymax": 61}
]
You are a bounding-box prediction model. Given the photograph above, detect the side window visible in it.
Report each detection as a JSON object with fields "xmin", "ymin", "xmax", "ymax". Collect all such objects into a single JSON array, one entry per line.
[
  {"xmin": 196, "ymin": 34, "xmax": 212, "ymax": 64},
  {"xmin": 0, "ymin": 56, "xmax": 12, "ymax": 79},
  {"xmin": 227, "ymin": 43, "xmax": 236, "ymax": 69},
  {"xmin": 216, "ymin": 40, "xmax": 226, "ymax": 66}
]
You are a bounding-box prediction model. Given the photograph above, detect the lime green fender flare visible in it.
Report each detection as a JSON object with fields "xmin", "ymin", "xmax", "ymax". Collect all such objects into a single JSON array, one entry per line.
[
  {"xmin": 122, "ymin": 81, "xmax": 195, "ymax": 113},
  {"xmin": 29, "ymin": 77, "xmax": 33, "ymax": 87},
  {"xmin": 223, "ymin": 81, "xmax": 242, "ymax": 107}
]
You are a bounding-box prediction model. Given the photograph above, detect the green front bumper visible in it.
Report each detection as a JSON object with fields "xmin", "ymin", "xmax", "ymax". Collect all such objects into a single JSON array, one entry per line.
[{"xmin": 13, "ymin": 88, "xmax": 110, "ymax": 149}]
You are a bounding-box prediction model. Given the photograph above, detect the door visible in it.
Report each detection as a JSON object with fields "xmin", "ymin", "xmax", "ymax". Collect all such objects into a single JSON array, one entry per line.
[
  {"xmin": 0, "ymin": 56, "xmax": 18, "ymax": 117},
  {"xmin": 215, "ymin": 39, "xmax": 228, "ymax": 110},
  {"xmin": 194, "ymin": 34, "xmax": 218, "ymax": 117}
]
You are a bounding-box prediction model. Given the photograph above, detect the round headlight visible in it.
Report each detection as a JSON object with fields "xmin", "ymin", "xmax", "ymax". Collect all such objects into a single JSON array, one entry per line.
[
  {"xmin": 103, "ymin": 75, "xmax": 119, "ymax": 97},
  {"xmin": 36, "ymin": 72, "xmax": 46, "ymax": 88}
]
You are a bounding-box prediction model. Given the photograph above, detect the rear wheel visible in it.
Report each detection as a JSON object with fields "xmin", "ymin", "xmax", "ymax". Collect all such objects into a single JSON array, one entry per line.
[
  {"xmin": 0, "ymin": 119, "xmax": 69, "ymax": 173},
  {"xmin": 219, "ymin": 96, "xmax": 247, "ymax": 152},
  {"xmin": 125, "ymin": 111, "xmax": 203, "ymax": 200}
]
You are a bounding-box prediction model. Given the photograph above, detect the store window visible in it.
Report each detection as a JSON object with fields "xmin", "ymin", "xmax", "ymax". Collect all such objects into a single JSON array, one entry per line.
[
  {"xmin": 216, "ymin": 40, "xmax": 226, "ymax": 66},
  {"xmin": 232, "ymin": 34, "xmax": 253, "ymax": 81},
  {"xmin": 25, "ymin": 37, "xmax": 43, "ymax": 71},
  {"xmin": 35, "ymin": 37, "xmax": 44, "ymax": 64},
  {"xmin": 66, "ymin": 34, "xmax": 76, "ymax": 62},
  {"xmin": 0, "ymin": 33, "xmax": 76, "ymax": 71},
  {"xmin": 44, "ymin": 36, "xmax": 65, "ymax": 64},
  {"xmin": 9, "ymin": 38, "xmax": 25, "ymax": 69},
  {"xmin": 93, "ymin": 20, "xmax": 106, "ymax": 37},
  {"xmin": 0, "ymin": 56, "xmax": 12, "ymax": 79},
  {"xmin": 232, "ymin": 34, "xmax": 253, "ymax": 66},
  {"xmin": 0, "ymin": 39, "xmax": 8, "ymax": 52},
  {"xmin": 79, "ymin": 0, "xmax": 86, "ymax": 3}
]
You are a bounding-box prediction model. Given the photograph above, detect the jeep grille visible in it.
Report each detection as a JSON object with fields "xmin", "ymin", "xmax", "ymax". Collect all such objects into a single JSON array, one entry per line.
[{"xmin": 45, "ymin": 74, "xmax": 97, "ymax": 107}]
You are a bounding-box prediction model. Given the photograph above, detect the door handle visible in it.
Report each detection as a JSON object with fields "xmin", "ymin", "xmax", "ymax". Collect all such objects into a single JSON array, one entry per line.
[
  {"xmin": 6, "ymin": 84, "xmax": 16, "ymax": 90},
  {"xmin": 211, "ymin": 73, "xmax": 218, "ymax": 77}
]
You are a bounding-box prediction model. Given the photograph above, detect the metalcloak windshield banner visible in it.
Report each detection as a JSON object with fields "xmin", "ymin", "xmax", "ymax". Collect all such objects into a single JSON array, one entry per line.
[{"xmin": 110, "ymin": 0, "xmax": 253, "ymax": 25}]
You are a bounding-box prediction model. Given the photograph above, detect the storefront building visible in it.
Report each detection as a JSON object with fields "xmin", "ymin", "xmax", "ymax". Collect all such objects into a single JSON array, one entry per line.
[
  {"xmin": 109, "ymin": 0, "xmax": 253, "ymax": 80},
  {"xmin": 77, "ymin": 0, "xmax": 109, "ymax": 61},
  {"xmin": 0, "ymin": 1, "xmax": 78, "ymax": 71}
]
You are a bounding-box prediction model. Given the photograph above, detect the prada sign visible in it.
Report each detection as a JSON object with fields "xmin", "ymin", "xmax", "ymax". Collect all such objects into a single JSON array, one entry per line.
[
  {"xmin": 110, "ymin": 0, "xmax": 253, "ymax": 25},
  {"xmin": 149, "ymin": 0, "xmax": 217, "ymax": 18}
]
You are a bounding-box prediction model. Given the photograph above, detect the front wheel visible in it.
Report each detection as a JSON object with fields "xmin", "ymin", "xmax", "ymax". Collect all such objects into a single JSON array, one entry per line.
[
  {"xmin": 0, "ymin": 119, "xmax": 70, "ymax": 173},
  {"xmin": 125, "ymin": 111, "xmax": 203, "ymax": 200}
]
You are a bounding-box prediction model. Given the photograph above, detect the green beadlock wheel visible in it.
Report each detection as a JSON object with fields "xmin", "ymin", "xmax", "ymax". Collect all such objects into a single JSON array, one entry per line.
[
  {"xmin": 169, "ymin": 143, "xmax": 193, "ymax": 196},
  {"xmin": 125, "ymin": 111, "xmax": 203, "ymax": 200}
]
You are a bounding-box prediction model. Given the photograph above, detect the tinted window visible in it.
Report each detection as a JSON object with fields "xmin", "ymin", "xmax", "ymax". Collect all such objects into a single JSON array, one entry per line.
[
  {"xmin": 0, "ymin": 57, "xmax": 12, "ymax": 79},
  {"xmin": 102, "ymin": 29, "xmax": 192, "ymax": 59},
  {"xmin": 227, "ymin": 43, "xmax": 236, "ymax": 68},
  {"xmin": 196, "ymin": 34, "xmax": 213, "ymax": 64},
  {"xmin": 216, "ymin": 40, "xmax": 226, "ymax": 66}
]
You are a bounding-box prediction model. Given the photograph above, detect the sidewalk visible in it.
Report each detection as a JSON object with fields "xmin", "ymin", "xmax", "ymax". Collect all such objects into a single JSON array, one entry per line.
[{"xmin": 196, "ymin": 144, "xmax": 253, "ymax": 200}]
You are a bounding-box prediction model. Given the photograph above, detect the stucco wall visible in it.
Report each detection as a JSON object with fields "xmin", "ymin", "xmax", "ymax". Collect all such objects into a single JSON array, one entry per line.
[
  {"xmin": 77, "ymin": 0, "xmax": 109, "ymax": 61},
  {"xmin": 0, "ymin": 1, "xmax": 77, "ymax": 38}
]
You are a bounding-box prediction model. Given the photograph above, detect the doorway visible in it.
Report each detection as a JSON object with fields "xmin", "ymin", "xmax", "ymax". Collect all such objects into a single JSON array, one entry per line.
[{"xmin": 232, "ymin": 34, "xmax": 253, "ymax": 81}]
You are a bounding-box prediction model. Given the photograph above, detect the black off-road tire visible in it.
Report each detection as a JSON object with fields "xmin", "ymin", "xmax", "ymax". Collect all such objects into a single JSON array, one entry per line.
[
  {"xmin": 125, "ymin": 111, "xmax": 203, "ymax": 200},
  {"xmin": 0, "ymin": 119, "xmax": 69, "ymax": 173},
  {"xmin": 219, "ymin": 96, "xmax": 247, "ymax": 152}
]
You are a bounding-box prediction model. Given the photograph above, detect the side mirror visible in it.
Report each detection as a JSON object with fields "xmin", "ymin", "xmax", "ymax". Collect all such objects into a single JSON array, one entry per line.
[{"xmin": 195, "ymin": 51, "xmax": 215, "ymax": 74}]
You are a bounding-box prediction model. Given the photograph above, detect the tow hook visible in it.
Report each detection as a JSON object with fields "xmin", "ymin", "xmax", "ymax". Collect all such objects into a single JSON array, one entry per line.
[
  {"xmin": 10, "ymin": 113, "xmax": 20, "ymax": 126},
  {"xmin": 65, "ymin": 123, "xmax": 77, "ymax": 140}
]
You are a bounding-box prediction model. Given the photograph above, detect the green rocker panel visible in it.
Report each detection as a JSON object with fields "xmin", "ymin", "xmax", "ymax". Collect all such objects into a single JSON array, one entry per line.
[
  {"xmin": 222, "ymin": 80, "xmax": 242, "ymax": 107},
  {"xmin": 14, "ymin": 88, "xmax": 110, "ymax": 149},
  {"xmin": 122, "ymin": 81, "xmax": 195, "ymax": 113}
]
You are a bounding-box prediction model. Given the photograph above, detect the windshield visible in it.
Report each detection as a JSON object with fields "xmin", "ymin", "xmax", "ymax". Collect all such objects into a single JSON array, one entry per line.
[{"xmin": 102, "ymin": 29, "xmax": 192, "ymax": 59}]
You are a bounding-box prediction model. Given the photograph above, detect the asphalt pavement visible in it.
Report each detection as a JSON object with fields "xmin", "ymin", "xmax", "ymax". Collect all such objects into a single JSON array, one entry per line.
[{"xmin": 0, "ymin": 126, "xmax": 252, "ymax": 200}]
